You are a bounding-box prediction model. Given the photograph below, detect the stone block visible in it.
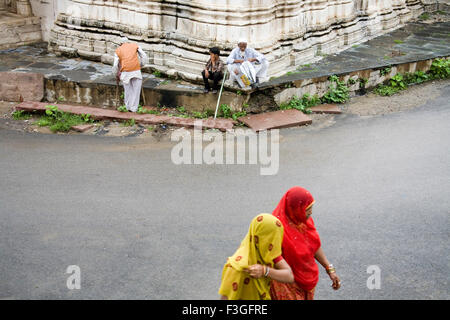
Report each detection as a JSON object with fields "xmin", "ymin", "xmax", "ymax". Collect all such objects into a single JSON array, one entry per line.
[
  {"xmin": 238, "ymin": 109, "xmax": 312, "ymax": 132},
  {"xmin": 0, "ymin": 72, "xmax": 44, "ymax": 102}
]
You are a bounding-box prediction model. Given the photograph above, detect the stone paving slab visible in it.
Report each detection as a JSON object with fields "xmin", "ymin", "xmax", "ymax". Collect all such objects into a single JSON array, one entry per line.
[
  {"xmin": 238, "ymin": 109, "xmax": 312, "ymax": 132},
  {"xmin": 14, "ymin": 102, "xmax": 235, "ymax": 131},
  {"xmin": 309, "ymin": 104, "xmax": 342, "ymax": 114},
  {"xmin": 71, "ymin": 124, "xmax": 95, "ymax": 132}
]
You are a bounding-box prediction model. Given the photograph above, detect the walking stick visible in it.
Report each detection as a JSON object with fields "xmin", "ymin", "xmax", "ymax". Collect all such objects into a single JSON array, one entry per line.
[
  {"xmin": 141, "ymin": 86, "xmax": 146, "ymax": 106},
  {"xmin": 214, "ymin": 67, "xmax": 228, "ymax": 120},
  {"xmin": 115, "ymin": 71, "xmax": 121, "ymax": 108},
  {"xmin": 115, "ymin": 79, "xmax": 119, "ymax": 108}
]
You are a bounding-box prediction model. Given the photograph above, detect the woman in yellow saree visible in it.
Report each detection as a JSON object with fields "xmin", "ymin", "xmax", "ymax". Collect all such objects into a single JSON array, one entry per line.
[{"xmin": 218, "ymin": 214, "xmax": 294, "ymax": 300}]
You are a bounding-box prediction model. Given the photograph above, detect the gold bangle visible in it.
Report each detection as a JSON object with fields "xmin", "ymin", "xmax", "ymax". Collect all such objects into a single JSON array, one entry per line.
[{"xmin": 264, "ymin": 266, "xmax": 270, "ymax": 277}]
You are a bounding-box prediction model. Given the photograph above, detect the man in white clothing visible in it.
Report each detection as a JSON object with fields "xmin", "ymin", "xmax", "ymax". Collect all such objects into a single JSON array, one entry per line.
[
  {"xmin": 226, "ymin": 38, "xmax": 269, "ymax": 88},
  {"xmin": 112, "ymin": 37, "xmax": 149, "ymax": 112}
]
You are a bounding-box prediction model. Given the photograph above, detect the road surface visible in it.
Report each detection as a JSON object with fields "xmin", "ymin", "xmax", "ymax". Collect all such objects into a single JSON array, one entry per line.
[{"xmin": 0, "ymin": 84, "xmax": 449, "ymax": 300}]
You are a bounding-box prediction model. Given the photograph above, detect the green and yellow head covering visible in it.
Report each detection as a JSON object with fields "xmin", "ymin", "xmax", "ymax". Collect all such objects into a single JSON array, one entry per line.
[{"xmin": 222, "ymin": 214, "xmax": 284, "ymax": 299}]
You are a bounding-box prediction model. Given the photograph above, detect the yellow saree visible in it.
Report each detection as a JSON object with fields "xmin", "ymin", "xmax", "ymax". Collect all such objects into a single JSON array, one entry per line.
[{"xmin": 218, "ymin": 214, "xmax": 284, "ymax": 300}]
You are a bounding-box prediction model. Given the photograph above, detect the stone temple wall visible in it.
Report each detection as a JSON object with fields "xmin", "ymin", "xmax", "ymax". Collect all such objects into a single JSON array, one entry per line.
[
  {"xmin": 0, "ymin": 0, "xmax": 42, "ymax": 50},
  {"xmin": 46, "ymin": 0, "xmax": 448, "ymax": 81}
]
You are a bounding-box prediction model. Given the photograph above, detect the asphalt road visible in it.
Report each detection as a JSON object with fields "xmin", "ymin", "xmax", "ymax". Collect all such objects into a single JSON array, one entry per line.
[{"xmin": 0, "ymin": 85, "xmax": 449, "ymax": 300}]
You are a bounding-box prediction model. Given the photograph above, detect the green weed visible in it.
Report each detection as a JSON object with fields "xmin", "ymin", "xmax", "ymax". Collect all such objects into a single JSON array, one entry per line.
[
  {"xmin": 380, "ymin": 67, "xmax": 392, "ymax": 76},
  {"xmin": 280, "ymin": 93, "xmax": 321, "ymax": 114},
  {"xmin": 322, "ymin": 75, "xmax": 349, "ymax": 104},
  {"xmin": 359, "ymin": 78, "xmax": 368, "ymax": 89},
  {"xmin": 117, "ymin": 105, "xmax": 128, "ymax": 112},
  {"xmin": 121, "ymin": 119, "xmax": 136, "ymax": 127},
  {"xmin": 375, "ymin": 58, "xmax": 449, "ymax": 96},
  {"xmin": 429, "ymin": 58, "xmax": 450, "ymax": 79},
  {"xmin": 34, "ymin": 105, "xmax": 94, "ymax": 132},
  {"xmin": 419, "ymin": 12, "xmax": 430, "ymax": 20},
  {"xmin": 12, "ymin": 110, "xmax": 32, "ymax": 120},
  {"xmin": 218, "ymin": 104, "xmax": 247, "ymax": 120}
]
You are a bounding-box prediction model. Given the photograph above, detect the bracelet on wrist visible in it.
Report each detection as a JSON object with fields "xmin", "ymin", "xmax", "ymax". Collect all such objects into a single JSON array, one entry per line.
[
  {"xmin": 264, "ymin": 266, "xmax": 270, "ymax": 277},
  {"xmin": 326, "ymin": 264, "xmax": 336, "ymax": 274}
]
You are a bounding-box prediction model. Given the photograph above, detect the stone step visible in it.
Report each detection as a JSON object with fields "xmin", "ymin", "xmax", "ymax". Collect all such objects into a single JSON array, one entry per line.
[
  {"xmin": 237, "ymin": 109, "xmax": 312, "ymax": 132},
  {"xmin": 14, "ymin": 101, "xmax": 235, "ymax": 131}
]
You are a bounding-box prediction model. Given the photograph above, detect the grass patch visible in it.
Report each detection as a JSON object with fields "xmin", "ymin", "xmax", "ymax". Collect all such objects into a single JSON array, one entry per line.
[
  {"xmin": 217, "ymin": 104, "xmax": 247, "ymax": 120},
  {"xmin": 137, "ymin": 106, "xmax": 160, "ymax": 115},
  {"xmin": 117, "ymin": 105, "xmax": 128, "ymax": 112},
  {"xmin": 121, "ymin": 119, "xmax": 136, "ymax": 127},
  {"xmin": 12, "ymin": 110, "xmax": 32, "ymax": 120},
  {"xmin": 34, "ymin": 105, "xmax": 94, "ymax": 133},
  {"xmin": 374, "ymin": 58, "xmax": 450, "ymax": 96},
  {"xmin": 419, "ymin": 12, "xmax": 430, "ymax": 20},
  {"xmin": 280, "ymin": 93, "xmax": 321, "ymax": 114},
  {"xmin": 279, "ymin": 75, "xmax": 349, "ymax": 110}
]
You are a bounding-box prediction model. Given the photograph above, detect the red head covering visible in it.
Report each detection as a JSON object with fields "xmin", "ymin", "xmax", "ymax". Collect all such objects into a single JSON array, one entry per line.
[{"xmin": 272, "ymin": 186, "xmax": 321, "ymax": 291}]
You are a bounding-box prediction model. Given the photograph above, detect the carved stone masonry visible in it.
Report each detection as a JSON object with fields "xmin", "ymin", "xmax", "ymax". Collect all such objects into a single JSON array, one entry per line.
[
  {"xmin": 47, "ymin": 0, "xmax": 443, "ymax": 81},
  {"xmin": 16, "ymin": 0, "xmax": 33, "ymax": 17}
]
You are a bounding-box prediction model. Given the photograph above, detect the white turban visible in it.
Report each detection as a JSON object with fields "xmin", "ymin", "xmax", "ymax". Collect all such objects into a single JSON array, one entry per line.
[{"xmin": 238, "ymin": 38, "xmax": 248, "ymax": 45}]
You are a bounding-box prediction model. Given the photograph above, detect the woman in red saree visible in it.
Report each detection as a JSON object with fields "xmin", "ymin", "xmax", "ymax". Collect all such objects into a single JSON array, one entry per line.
[{"xmin": 270, "ymin": 186, "xmax": 341, "ymax": 300}]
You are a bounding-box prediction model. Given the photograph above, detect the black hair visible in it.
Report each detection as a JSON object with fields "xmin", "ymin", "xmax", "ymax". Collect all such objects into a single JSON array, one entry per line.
[{"xmin": 209, "ymin": 47, "xmax": 220, "ymax": 55}]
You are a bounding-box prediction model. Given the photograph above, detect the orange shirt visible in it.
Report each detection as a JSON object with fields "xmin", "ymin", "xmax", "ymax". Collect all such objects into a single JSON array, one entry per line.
[{"xmin": 115, "ymin": 43, "xmax": 141, "ymax": 72}]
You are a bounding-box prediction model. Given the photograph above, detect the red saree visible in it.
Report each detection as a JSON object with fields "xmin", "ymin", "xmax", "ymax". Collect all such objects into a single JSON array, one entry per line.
[{"xmin": 271, "ymin": 186, "xmax": 321, "ymax": 299}]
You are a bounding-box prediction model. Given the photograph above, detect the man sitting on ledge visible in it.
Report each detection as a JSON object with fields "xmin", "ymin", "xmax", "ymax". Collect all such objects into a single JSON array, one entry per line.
[
  {"xmin": 202, "ymin": 47, "xmax": 225, "ymax": 94},
  {"xmin": 226, "ymin": 38, "xmax": 269, "ymax": 88}
]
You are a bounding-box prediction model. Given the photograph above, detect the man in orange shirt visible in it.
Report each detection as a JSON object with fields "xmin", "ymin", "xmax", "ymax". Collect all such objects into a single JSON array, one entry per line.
[{"xmin": 112, "ymin": 37, "xmax": 148, "ymax": 112}]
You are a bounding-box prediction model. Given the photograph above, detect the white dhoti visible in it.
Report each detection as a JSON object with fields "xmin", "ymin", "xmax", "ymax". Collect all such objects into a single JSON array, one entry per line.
[
  {"xmin": 227, "ymin": 60, "xmax": 270, "ymax": 88},
  {"xmin": 123, "ymin": 77, "xmax": 142, "ymax": 112},
  {"xmin": 227, "ymin": 64, "xmax": 247, "ymax": 88}
]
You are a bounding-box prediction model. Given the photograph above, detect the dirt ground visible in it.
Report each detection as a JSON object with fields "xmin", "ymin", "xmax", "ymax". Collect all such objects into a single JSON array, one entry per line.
[
  {"xmin": 0, "ymin": 78, "xmax": 448, "ymax": 138},
  {"xmin": 342, "ymin": 78, "xmax": 449, "ymax": 116}
]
